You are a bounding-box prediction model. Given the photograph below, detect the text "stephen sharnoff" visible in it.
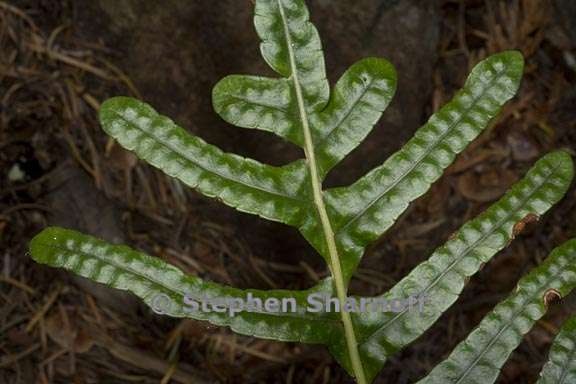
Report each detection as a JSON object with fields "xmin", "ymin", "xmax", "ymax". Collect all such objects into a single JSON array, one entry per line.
[{"xmin": 151, "ymin": 292, "xmax": 430, "ymax": 316}]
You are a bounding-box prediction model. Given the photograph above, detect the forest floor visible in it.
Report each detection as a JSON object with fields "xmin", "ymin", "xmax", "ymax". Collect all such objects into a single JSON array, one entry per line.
[{"xmin": 2, "ymin": 0, "xmax": 576, "ymax": 383}]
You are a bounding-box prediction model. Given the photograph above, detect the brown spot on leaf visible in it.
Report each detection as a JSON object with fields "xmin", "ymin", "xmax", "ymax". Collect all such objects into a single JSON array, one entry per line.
[
  {"xmin": 543, "ymin": 288, "xmax": 562, "ymax": 308},
  {"xmin": 512, "ymin": 213, "xmax": 540, "ymax": 239}
]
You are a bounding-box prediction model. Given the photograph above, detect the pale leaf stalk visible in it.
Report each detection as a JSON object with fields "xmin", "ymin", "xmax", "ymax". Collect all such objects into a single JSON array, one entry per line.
[{"xmin": 276, "ymin": 1, "xmax": 367, "ymax": 383}]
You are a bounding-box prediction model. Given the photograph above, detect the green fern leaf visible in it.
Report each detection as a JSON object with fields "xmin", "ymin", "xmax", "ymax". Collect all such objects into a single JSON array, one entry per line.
[
  {"xmin": 99, "ymin": 96, "xmax": 310, "ymax": 226},
  {"xmin": 213, "ymin": 58, "xmax": 397, "ymax": 175},
  {"xmin": 419, "ymin": 238, "xmax": 576, "ymax": 384},
  {"xmin": 537, "ymin": 315, "xmax": 576, "ymax": 384},
  {"xmin": 30, "ymin": 227, "xmax": 340, "ymax": 343}
]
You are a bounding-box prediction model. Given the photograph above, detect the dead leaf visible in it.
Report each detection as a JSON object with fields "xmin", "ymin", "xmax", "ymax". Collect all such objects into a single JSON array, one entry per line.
[
  {"xmin": 457, "ymin": 168, "xmax": 517, "ymax": 202},
  {"xmin": 45, "ymin": 312, "xmax": 94, "ymax": 353},
  {"xmin": 507, "ymin": 130, "xmax": 540, "ymax": 162}
]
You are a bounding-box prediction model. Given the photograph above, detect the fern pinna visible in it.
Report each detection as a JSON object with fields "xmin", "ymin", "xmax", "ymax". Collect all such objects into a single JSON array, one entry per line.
[{"xmin": 29, "ymin": 0, "xmax": 576, "ymax": 382}]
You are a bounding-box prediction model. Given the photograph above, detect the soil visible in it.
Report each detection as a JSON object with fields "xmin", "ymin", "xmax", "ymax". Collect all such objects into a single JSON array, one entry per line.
[{"xmin": 1, "ymin": 0, "xmax": 576, "ymax": 383}]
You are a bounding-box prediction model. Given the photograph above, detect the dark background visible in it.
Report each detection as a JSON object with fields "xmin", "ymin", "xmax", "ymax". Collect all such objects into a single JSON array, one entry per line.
[{"xmin": 2, "ymin": 0, "xmax": 576, "ymax": 382}]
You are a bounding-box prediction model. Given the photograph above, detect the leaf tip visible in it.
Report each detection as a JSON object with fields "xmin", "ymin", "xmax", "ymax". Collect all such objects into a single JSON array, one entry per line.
[
  {"xmin": 490, "ymin": 49, "xmax": 525, "ymax": 70},
  {"xmin": 470, "ymin": 50, "xmax": 525, "ymax": 95},
  {"xmin": 547, "ymin": 149, "xmax": 574, "ymax": 181},
  {"xmin": 29, "ymin": 226, "xmax": 61, "ymax": 264},
  {"xmin": 99, "ymin": 96, "xmax": 144, "ymax": 135},
  {"xmin": 364, "ymin": 57, "xmax": 398, "ymax": 95},
  {"xmin": 500, "ymin": 49, "xmax": 524, "ymax": 62},
  {"xmin": 100, "ymin": 96, "xmax": 132, "ymax": 114}
]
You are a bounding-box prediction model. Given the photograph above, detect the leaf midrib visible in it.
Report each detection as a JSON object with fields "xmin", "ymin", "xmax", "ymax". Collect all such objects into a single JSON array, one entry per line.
[
  {"xmin": 275, "ymin": 0, "xmax": 367, "ymax": 382},
  {"xmin": 226, "ymin": 92, "xmax": 290, "ymax": 114}
]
